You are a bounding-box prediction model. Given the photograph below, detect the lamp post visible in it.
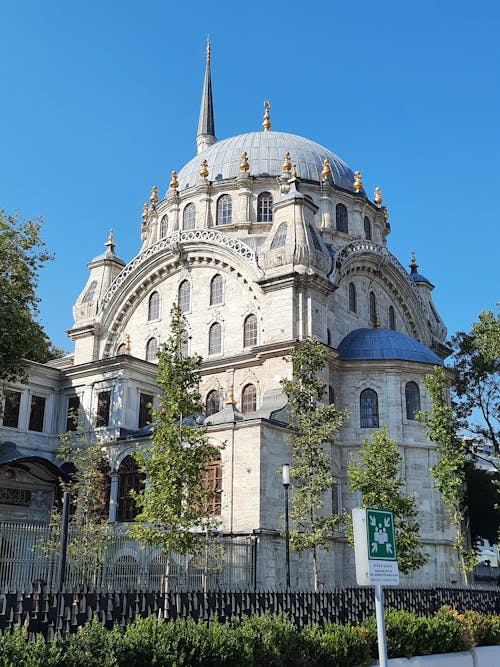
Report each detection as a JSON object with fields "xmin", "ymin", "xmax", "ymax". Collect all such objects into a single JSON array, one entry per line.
[{"xmin": 282, "ymin": 463, "xmax": 291, "ymax": 590}]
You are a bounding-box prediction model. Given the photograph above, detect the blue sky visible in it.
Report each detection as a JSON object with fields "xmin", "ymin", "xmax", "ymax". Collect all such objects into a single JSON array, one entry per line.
[{"xmin": 1, "ymin": 1, "xmax": 499, "ymax": 351}]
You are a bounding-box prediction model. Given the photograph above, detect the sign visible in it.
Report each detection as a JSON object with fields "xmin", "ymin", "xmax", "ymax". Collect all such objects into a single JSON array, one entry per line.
[{"xmin": 352, "ymin": 508, "xmax": 399, "ymax": 586}]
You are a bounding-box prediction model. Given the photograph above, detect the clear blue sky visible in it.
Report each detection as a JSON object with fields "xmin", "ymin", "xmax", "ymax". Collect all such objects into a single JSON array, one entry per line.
[{"xmin": 1, "ymin": 1, "xmax": 499, "ymax": 351}]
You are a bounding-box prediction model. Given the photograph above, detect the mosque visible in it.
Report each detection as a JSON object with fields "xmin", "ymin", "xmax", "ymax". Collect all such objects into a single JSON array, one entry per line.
[{"xmin": 0, "ymin": 43, "xmax": 457, "ymax": 588}]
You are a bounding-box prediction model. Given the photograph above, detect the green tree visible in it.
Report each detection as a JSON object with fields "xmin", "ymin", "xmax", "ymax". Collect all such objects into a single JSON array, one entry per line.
[
  {"xmin": 464, "ymin": 461, "xmax": 500, "ymax": 546},
  {"xmin": 347, "ymin": 427, "xmax": 428, "ymax": 574},
  {"xmin": 417, "ymin": 366, "xmax": 475, "ymax": 583},
  {"xmin": 130, "ymin": 305, "xmax": 220, "ymax": 558},
  {"xmin": 281, "ymin": 337, "xmax": 347, "ymax": 591},
  {"xmin": 46, "ymin": 424, "xmax": 112, "ymax": 583},
  {"xmin": 451, "ymin": 311, "xmax": 500, "ymax": 452},
  {"xmin": 0, "ymin": 210, "xmax": 54, "ymax": 383}
]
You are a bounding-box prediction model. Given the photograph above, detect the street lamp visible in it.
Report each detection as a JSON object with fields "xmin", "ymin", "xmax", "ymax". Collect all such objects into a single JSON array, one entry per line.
[{"xmin": 282, "ymin": 463, "xmax": 291, "ymax": 590}]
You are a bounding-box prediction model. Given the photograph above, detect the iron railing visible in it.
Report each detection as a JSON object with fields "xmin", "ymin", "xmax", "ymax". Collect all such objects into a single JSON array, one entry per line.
[{"xmin": 0, "ymin": 522, "xmax": 253, "ymax": 593}]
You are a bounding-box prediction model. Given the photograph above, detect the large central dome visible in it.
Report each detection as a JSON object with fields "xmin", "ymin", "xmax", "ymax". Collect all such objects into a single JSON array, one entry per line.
[{"xmin": 176, "ymin": 131, "xmax": 355, "ymax": 191}]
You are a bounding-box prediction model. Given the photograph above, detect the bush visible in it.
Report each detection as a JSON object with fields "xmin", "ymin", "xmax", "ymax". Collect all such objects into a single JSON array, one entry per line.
[
  {"xmin": 236, "ymin": 613, "xmax": 307, "ymax": 667},
  {"xmin": 63, "ymin": 619, "xmax": 120, "ymax": 667},
  {"xmin": 302, "ymin": 623, "xmax": 371, "ymax": 667}
]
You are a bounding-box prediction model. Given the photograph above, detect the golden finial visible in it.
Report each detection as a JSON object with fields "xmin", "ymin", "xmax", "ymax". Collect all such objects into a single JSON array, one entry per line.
[
  {"xmin": 382, "ymin": 204, "xmax": 389, "ymax": 222},
  {"xmin": 149, "ymin": 185, "xmax": 159, "ymax": 206},
  {"xmin": 142, "ymin": 202, "xmax": 149, "ymax": 222},
  {"xmin": 321, "ymin": 158, "xmax": 331, "ymax": 180},
  {"xmin": 291, "ymin": 164, "xmax": 298, "ymax": 179},
  {"xmin": 200, "ymin": 159, "xmax": 209, "ymax": 178},
  {"xmin": 353, "ymin": 170, "xmax": 363, "ymax": 193},
  {"xmin": 282, "ymin": 151, "xmax": 292, "ymax": 172},
  {"xmin": 240, "ymin": 151, "xmax": 250, "ymax": 172},
  {"xmin": 374, "ymin": 186, "xmax": 382, "ymax": 206},
  {"xmin": 226, "ymin": 385, "xmax": 237, "ymax": 406},
  {"xmin": 375, "ymin": 313, "xmax": 381, "ymax": 328},
  {"xmin": 124, "ymin": 334, "xmax": 131, "ymax": 355},
  {"xmin": 410, "ymin": 251, "xmax": 418, "ymax": 268},
  {"xmin": 170, "ymin": 170, "xmax": 179, "ymax": 190},
  {"xmin": 262, "ymin": 100, "xmax": 271, "ymax": 132},
  {"xmin": 105, "ymin": 228, "xmax": 115, "ymax": 247},
  {"xmin": 206, "ymin": 37, "xmax": 211, "ymax": 62}
]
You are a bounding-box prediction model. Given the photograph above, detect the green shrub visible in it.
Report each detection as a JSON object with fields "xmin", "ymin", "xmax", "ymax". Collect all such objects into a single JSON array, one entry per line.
[
  {"xmin": 63, "ymin": 619, "xmax": 120, "ymax": 667},
  {"xmin": 302, "ymin": 623, "xmax": 371, "ymax": 667},
  {"xmin": 0, "ymin": 624, "xmax": 64, "ymax": 667},
  {"xmin": 235, "ymin": 613, "xmax": 307, "ymax": 667}
]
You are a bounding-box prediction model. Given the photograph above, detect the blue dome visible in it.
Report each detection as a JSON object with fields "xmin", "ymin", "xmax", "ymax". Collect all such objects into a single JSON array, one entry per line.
[
  {"xmin": 175, "ymin": 131, "xmax": 356, "ymax": 191},
  {"xmin": 338, "ymin": 328, "xmax": 443, "ymax": 365},
  {"xmin": 409, "ymin": 264, "xmax": 433, "ymax": 286}
]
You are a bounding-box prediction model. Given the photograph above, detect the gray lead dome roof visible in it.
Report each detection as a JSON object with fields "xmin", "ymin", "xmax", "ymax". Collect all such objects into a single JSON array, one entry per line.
[
  {"xmin": 175, "ymin": 131, "xmax": 356, "ymax": 191},
  {"xmin": 338, "ymin": 328, "xmax": 443, "ymax": 365}
]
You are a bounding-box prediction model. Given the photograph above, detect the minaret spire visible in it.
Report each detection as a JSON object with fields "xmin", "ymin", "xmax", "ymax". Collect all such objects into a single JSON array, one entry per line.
[{"xmin": 196, "ymin": 38, "xmax": 217, "ymax": 154}]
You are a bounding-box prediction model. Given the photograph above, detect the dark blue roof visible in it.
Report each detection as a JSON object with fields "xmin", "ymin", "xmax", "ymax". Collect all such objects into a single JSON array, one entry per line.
[
  {"xmin": 338, "ymin": 328, "xmax": 443, "ymax": 365},
  {"xmin": 409, "ymin": 264, "xmax": 433, "ymax": 286}
]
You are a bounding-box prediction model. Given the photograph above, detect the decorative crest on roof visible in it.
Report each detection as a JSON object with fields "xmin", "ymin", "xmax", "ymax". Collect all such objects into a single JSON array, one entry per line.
[
  {"xmin": 142, "ymin": 202, "xmax": 149, "ymax": 222},
  {"xmin": 374, "ymin": 187, "xmax": 383, "ymax": 206},
  {"xmin": 105, "ymin": 229, "xmax": 115, "ymax": 250},
  {"xmin": 240, "ymin": 151, "xmax": 250, "ymax": 172},
  {"xmin": 149, "ymin": 185, "xmax": 159, "ymax": 206},
  {"xmin": 170, "ymin": 170, "xmax": 179, "ymax": 190},
  {"xmin": 321, "ymin": 158, "xmax": 332, "ymax": 180},
  {"xmin": 200, "ymin": 159, "xmax": 209, "ymax": 179},
  {"xmin": 282, "ymin": 151, "xmax": 292, "ymax": 173}
]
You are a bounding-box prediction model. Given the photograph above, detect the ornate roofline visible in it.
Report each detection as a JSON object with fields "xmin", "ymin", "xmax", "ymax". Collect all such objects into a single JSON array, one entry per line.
[{"xmin": 102, "ymin": 230, "xmax": 261, "ymax": 305}]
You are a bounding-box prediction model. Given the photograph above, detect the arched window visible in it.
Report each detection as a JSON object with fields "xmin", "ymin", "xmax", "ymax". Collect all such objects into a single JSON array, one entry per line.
[
  {"xmin": 389, "ymin": 305, "xmax": 396, "ymax": 330},
  {"xmin": 117, "ymin": 343, "xmax": 126, "ymax": 356},
  {"xmin": 148, "ymin": 291, "xmax": 160, "ymax": 321},
  {"xmin": 178, "ymin": 280, "xmax": 191, "ymax": 312},
  {"xmin": 243, "ymin": 314, "xmax": 257, "ymax": 347},
  {"xmin": 82, "ymin": 281, "xmax": 97, "ymax": 303},
  {"xmin": 206, "ymin": 390, "xmax": 221, "ymax": 416},
  {"xmin": 201, "ymin": 452, "xmax": 222, "ymax": 516},
  {"xmin": 209, "ymin": 322, "xmax": 222, "ymax": 355},
  {"xmin": 270, "ymin": 222, "xmax": 287, "ymax": 249},
  {"xmin": 241, "ymin": 384, "xmax": 257, "ymax": 414},
  {"xmin": 364, "ymin": 216, "xmax": 372, "ymax": 240},
  {"xmin": 348, "ymin": 283, "xmax": 357, "ymax": 313},
  {"xmin": 336, "ymin": 203, "xmax": 348, "ymax": 234},
  {"xmin": 216, "ymin": 194, "xmax": 232, "ymax": 226},
  {"xmin": 257, "ymin": 191, "xmax": 273, "ymax": 222},
  {"xmin": 183, "ymin": 203, "xmax": 196, "ymax": 230},
  {"xmin": 360, "ymin": 388, "xmax": 379, "ymax": 428},
  {"xmin": 117, "ymin": 455, "xmax": 144, "ymax": 522},
  {"xmin": 405, "ymin": 382, "xmax": 421, "ymax": 420},
  {"xmin": 369, "ymin": 291, "xmax": 377, "ymax": 326},
  {"xmin": 160, "ymin": 215, "xmax": 168, "ymax": 239},
  {"xmin": 146, "ymin": 337, "xmax": 158, "ymax": 362},
  {"xmin": 329, "ymin": 385, "xmax": 335, "ymax": 405},
  {"xmin": 210, "ymin": 274, "xmax": 224, "ymax": 305}
]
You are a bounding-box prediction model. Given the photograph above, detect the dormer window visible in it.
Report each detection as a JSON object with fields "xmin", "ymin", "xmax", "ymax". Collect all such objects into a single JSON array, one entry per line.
[
  {"xmin": 364, "ymin": 216, "xmax": 372, "ymax": 240},
  {"xmin": 183, "ymin": 203, "xmax": 196, "ymax": 230},
  {"xmin": 216, "ymin": 194, "xmax": 232, "ymax": 226},
  {"xmin": 257, "ymin": 192, "xmax": 273, "ymax": 222},
  {"xmin": 336, "ymin": 203, "xmax": 348, "ymax": 234}
]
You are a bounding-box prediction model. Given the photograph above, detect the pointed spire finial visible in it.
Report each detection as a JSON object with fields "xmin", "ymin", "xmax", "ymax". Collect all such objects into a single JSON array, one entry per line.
[
  {"xmin": 170, "ymin": 170, "xmax": 179, "ymax": 190},
  {"xmin": 353, "ymin": 170, "xmax": 363, "ymax": 193},
  {"xmin": 410, "ymin": 251, "xmax": 418, "ymax": 269},
  {"xmin": 196, "ymin": 40, "xmax": 216, "ymax": 154},
  {"xmin": 262, "ymin": 100, "xmax": 271, "ymax": 132},
  {"xmin": 200, "ymin": 159, "xmax": 209, "ymax": 179},
  {"xmin": 125, "ymin": 334, "xmax": 131, "ymax": 355},
  {"xmin": 226, "ymin": 385, "xmax": 237, "ymax": 406},
  {"xmin": 374, "ymin": 186, "xmax": 382, "ymax": 206},
  {"xmin": 149, "ymin": 185, "xmax": 159, "ymax": 206},
  {"xmin": 282, "ymin": 151, "xmax": 292, "ymax": 173},
  {"xmin": 240, "ymin": 151, "xmax": 250, "ymax": 172},
  {"xmin": 375, "ymin": 312, "xmax": 381, "ymax": 328},
  {"xmin": 321, "ymin": 158, "xmax": 331, "ymax": 180},
  {"xmin": 105, "ymin": 229, "xmax": 115, "ymax": 250},
  {"xmin": 291, "ymin": 163, "xmax": 298, "ymax": 179},
  {"xmin": 142, "ymin": 202, "xmax": 149, "ymax": 222}
]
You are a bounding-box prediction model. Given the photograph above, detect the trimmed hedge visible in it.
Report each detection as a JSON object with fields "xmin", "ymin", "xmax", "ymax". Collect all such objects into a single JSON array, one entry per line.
[{"xmin": 0, "ymin": 607, "xmax": 499, "ymax": 667}]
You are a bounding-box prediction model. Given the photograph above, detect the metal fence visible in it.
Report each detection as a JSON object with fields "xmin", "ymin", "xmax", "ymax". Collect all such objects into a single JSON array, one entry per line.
[{"xmin": 0, "ymin": 522, "xmax": 253, "ymax": 593}]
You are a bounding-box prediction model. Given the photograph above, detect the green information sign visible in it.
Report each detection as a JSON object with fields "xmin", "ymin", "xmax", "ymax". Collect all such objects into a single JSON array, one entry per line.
[{"xmin": 366, "ymin": 509, "xmax": 397, "ymax": 561}]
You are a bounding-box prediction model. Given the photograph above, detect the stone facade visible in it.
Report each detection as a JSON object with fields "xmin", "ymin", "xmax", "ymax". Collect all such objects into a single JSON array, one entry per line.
[{"xmin": 0, "ymin": 47, "xmax": 459, "ymax": 589}]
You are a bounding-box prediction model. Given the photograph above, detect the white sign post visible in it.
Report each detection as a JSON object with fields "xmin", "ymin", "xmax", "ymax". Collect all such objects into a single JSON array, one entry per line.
[{"xmin": 353, "ymin": 508, "xmax": 399, "ymax": 667}]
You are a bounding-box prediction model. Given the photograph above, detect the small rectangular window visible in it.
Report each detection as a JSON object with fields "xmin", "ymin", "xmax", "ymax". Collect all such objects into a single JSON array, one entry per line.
[
  {"xmin": 2, "ymin": 391, "xmax": 21, "ymax": 428},
  {"xmin": 66, "ymin": 395, "xmax": 80, "ymax": 432},
  {"xmin": 138, "ymin": 393, "xmax": 153, "ymax": 428},
  {"xmin": 96, "ymin": 390, "xmax": 111, "ymax": 427},
  {"xmin": 29, "ymin": 395, "xmax": 46, "ymax": 432}
]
